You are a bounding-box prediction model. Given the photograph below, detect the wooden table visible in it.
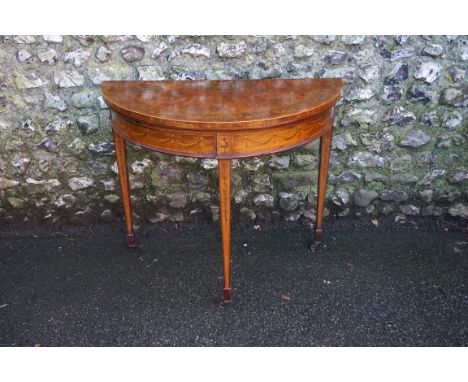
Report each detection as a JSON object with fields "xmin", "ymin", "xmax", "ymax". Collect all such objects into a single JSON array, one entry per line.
[{"xmin": 101, "ymin": 79, "xmax": 343, "ymax": 302}]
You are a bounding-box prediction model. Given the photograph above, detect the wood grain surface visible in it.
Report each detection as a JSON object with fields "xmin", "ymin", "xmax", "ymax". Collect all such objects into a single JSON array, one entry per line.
[{"xmin": 103, "ymin": 78, "xmax": 343, "ymax": 302}]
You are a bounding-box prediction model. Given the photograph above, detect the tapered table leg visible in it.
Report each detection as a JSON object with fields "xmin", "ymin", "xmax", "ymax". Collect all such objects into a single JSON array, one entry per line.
[
  {"xmin": 315, "ymin": 128, "xmax": 332, "ymax": 243},
  {"xmin": 218, "ymin": 159, "xmax": 232, "ymax": 302},
  {"xmin": 112, "ymin": 129, "xmax": 136, "ymax": 248}
]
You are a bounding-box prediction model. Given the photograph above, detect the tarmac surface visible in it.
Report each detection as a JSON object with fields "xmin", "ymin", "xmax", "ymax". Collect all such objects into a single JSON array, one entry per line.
[{"xmin": 0, "ymin": 216, "xmax": 467, "ymax": 346}]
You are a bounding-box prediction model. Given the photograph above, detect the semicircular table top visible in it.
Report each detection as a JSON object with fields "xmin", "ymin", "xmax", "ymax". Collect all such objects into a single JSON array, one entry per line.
[{"xmin": 101, "ymin": 78, "xmax": 343, "ymax": 130}]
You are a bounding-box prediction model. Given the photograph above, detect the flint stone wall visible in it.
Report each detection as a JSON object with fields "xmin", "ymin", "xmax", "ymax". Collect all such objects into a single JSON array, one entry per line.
[{"xmin": 0, "ymin": 35, "xmax": 467, "ymax": 227}]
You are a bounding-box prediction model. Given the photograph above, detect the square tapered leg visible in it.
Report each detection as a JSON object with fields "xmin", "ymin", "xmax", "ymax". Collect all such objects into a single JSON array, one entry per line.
[
  {"xmin": 315, "ymin": 128, "xmax": 332, "ymax": 243},
  {"xmin": 112, "ymin": 130, "xmax": 136, "ymax": 248},
  {"xmin": 218, "ymin": 159, "xmax": 232, "ymax": 302}
]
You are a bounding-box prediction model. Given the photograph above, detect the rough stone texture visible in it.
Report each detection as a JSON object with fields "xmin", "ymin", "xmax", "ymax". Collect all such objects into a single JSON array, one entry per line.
[
  {"xmin": 353, "ymin": 189, "xmax": 378, "ymax": 207},
  {"xmin": 332, "ymin": 188, "xmax": 350, "ymax": 207},
  {"xmin": 253, "ymin": 194, "xmax": 274, "ymax": 208},
  {"xmin": 0, "ymin": 35, "xmax": 467, "ymax": 226},
  {"xmin": 77, "ymin": 115, "xmax": 99, "ymax": 135},
  {"xmin": 348, "ymin": 152, "xmax": 385, "ymax": 168},
  {"xmin": 216, "ymin": 41, "xmax": 247, "ymax": 58},
  {"xmin": 278, "ymin": 192, "xmax": 299, "ymax": 211},
  {"xmin": 168, "ymin": 191, "xmax": 188, "ymax": 209},
  {"xmin": 399, "ymin": 130, "xmax": 431, "ymax": 148},
  {"xmin": 43, "ymin": 92, "xmax": 67, "ymax": 111},
  {"xmin": 137, "ymin": 65, "xmax": 164, "ymax": 80},
  {"xmin": 400, "ymin": 204, "xmax": 421, "ymax": 215},
  {"xmin": 414, "ymin": 62, "xmax": 442, "ymax": 84},
  {"xmin": 448, "ymin": 203, "xmax": 468, "ymax": 219},
  {"xmin": 182, "ymin": 44, "xmax": 210, "ymax": 58},
  {"xmin": 38, "ymin": 48, "xmax": 58, "ymax": 66},
  {"xmin": 121, "ymin": 45, "xmax": 145, "ymax": 62},
  {"xmin": 269, "ymin": 155, "xmax": 290, "ymax": 169},
  {"xmin": 68, "ymin": 177, "xmax": 94, "ymax": 191},
  {"xmin": 381, "ymin": 190, "xmax": 409, "ymax": 203},
  {"xmin": 385, "ymin": 63, "xmax": 408, "ymax": 85},
  {"xmin": 95, "ymin": 46, "xmax": 111, "ymax": 63},
  {"xmin": 0, "ymin": 177, "xmax": 20, "ymax": 191},
  {"xmin": 333, "ymin": 171, "xmax": 362, "ymax": 184},
  {"xmin": 440, "ymin": 85, "xmax": 468, "ymax": 107}
]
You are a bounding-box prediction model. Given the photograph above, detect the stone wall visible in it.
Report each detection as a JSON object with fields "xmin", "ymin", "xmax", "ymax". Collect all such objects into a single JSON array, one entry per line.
[{"xmin": 0, "ymin": 35, "xmax": 467, "ymax": 227}]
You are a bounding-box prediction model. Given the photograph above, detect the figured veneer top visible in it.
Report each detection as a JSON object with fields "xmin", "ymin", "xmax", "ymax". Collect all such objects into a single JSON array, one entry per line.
[{"xmin": 101, "ymin": 78, "xmax": 343, "ymax": 130}]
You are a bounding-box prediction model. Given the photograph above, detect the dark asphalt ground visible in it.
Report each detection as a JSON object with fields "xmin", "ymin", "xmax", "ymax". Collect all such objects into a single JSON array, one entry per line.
[{"xmin": 0, "ymin": 217, "xmax": 467, "ymax": 346}]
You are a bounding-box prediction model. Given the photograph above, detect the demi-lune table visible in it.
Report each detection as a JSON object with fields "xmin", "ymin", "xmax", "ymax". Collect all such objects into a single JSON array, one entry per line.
[{"xmin": 101, "ymin": 78, "xmax": 343, "ymax": 302}]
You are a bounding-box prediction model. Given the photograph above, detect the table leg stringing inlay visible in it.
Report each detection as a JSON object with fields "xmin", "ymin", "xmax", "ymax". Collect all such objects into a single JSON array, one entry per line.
[{"xmin": 101, "ymin": 78, "xmax": 343, "ymax": 302}]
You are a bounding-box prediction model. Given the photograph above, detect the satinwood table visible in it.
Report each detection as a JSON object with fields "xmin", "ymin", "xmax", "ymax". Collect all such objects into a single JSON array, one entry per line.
[{"xmin": 101, "ymin": 78, "xmax": 343, "ymax": 302}]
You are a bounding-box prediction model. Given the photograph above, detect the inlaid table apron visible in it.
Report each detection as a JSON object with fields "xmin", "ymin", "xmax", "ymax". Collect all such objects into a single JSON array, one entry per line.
[{"xmin": 101, "ymin": 78, "xmax": 343, "ymax": 302}]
